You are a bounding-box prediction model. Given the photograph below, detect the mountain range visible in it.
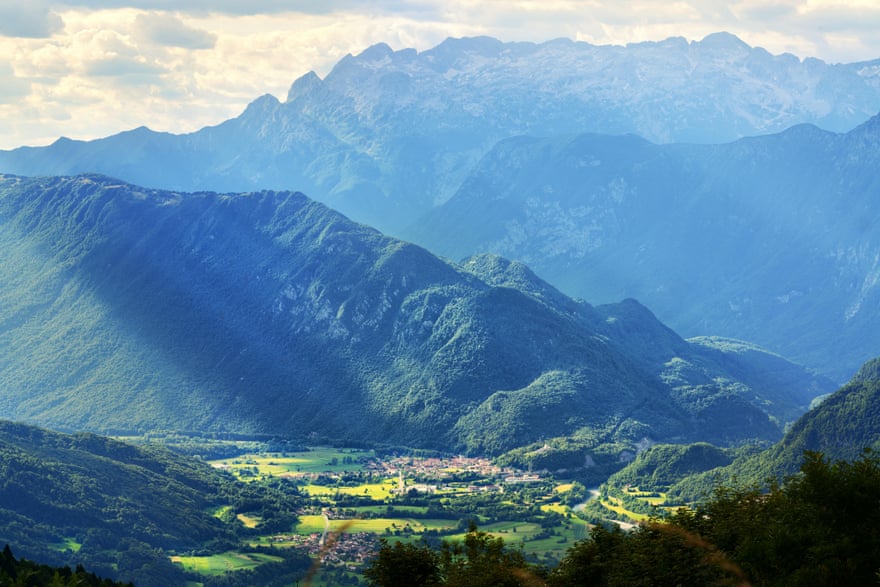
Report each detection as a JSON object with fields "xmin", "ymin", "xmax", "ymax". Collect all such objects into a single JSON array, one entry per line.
[
  {"xmin": 0, "ymin": 174, "xmax": 832, "ymax": 456},
  {"xmin": 0, "ymin": 34, "xmax": 877, "ymax": 382},
  {"xmin": 1, "ymin": 33, "xmax": 879, "ymax": 234}
]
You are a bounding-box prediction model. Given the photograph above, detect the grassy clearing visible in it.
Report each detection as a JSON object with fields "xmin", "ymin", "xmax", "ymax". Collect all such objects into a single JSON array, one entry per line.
[
  {"xmin": 237, "ymin": 513, "xmax": 261, "ymax": 528},
  {"xmin": 623, "ymin": 487, "xmax": 668, "ymax": 507},
  {"xmin": 294, "ymin": 515, "xmax": 458, "ymax": 536},
  {"xmin": 49, "ymin": 537, "xmax": 81, "ymax": 553},
  {"xmin": 441, "ymin": 520, "xmax": 585, "ymax": 558},
  {"xmin": 540, "ymin": 503, "xmax": 569, "ymax": 515},
  {"xmin": 295, "ymin": 515, "xmax": 327, "ymax": 534},
  {"xmin": 170, "ymin": 552, "xmax": 283, "ymax": 576},
  {"xmin": 209, "ymin": 447, "xmax": 374, "ymax": 478},
  {"xmin": 598, "ymin": 496, "xmax": 650, "ymax": 522},
  {"xmin": 301, "ymin": 480, "xmax": 396, "ymax": 500},
  {"xmin": 212, "ymin": 505, "xmax": 232, "ymax": 520},
  {"xmin": 352, "ymin": 505, "xmax": 429, "ymax": 515},
  {"xmin": 444, "ymin": 521, "xmax": 543, "ymax": 543}
]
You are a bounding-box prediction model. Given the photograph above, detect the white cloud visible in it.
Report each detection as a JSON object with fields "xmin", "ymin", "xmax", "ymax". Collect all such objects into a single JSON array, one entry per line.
[
  {"xmin": 134, "ymin": 12, "xmax": 216, "ymax": 48},
  {"xmin": 0, "ymin": 63, "xmax": 31, "ymax": 103},
  {"xmin": 84, "ymin": 55, "xmax": 166, "ymax": 77}
]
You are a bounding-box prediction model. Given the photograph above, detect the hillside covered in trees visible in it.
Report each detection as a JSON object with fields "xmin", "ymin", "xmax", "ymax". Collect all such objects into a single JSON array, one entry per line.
[{"xmin": 0, "ymin": 421, "xmax": 308, "ymax": 586}]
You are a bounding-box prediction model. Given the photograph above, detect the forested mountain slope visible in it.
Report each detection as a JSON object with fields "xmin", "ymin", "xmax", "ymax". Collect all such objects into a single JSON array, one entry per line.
[
  {"xmin": 669, "ymin": 356, "xmax": 880, "ymax": 501},
  {"xmin": 0, "ymin": 174, "xmax": 831, "ymax": 454}
]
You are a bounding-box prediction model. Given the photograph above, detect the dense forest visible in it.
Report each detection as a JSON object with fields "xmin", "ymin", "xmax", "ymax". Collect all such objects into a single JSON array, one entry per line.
[{"xmin": 0, "ymin": 544, "xmax": 133, "ymax": 587}]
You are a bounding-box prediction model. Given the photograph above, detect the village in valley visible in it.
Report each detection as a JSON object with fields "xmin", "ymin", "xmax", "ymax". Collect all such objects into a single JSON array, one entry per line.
[
  {"xmin": 162, "ymin": 437, "xmax": 672, "ymax": 585},
  {"xmin": 179, "ymin": 445, "xmax": 605, "ymax": 583}
]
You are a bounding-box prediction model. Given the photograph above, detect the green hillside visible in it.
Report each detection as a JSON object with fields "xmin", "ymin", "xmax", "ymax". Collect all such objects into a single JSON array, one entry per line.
[
  {"xmin": 0, "ymin": 421, "xmax": 305, "ymax": 586},
  {"xmin": 0, "ymin": 174, "xmax": 832, "ymax": 456},
  {"xmin": 670, "ymin": 357, "xmax": 880, "ymax": 501}
]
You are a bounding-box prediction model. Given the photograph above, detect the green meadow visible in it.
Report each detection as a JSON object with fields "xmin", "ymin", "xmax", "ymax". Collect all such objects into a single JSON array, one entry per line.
[
  {"xmin": 49, "ymin": 537, "xmax": 82, "ymax": 553},
  {"xmin": 170, "ymin": 552, "xmax": 283, "ymax": 575},
  {"xmin": 294, "ymin": 514, "xmax": 457, "ymax": 535},
  {"xmin": 300, "ymin": 480, "xmax": 396, "ymax": 499},
  {"xmin": 209, "ymin": 447, "xmax": 374, "ymax": 478}
]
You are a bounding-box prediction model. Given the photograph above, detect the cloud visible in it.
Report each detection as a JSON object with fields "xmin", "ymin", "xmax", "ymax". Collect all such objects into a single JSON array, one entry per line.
[
  {"xmin": 134, "ymin": 12, "xmax": 216, "ymax": 48},
  {"xmin": 0, "ymin": 0, "xmax": 63, "ymax": 38},
  {"xmin": 83, "ymin": 55, "xmax": 166, "ymax": 77},
  {"xmin": 42, "ymin": 0, "xmax": 408, "ymax": 16},
  {"xmin": 0, "ymin": 63, "xmax": 31, "ymax": 103}
]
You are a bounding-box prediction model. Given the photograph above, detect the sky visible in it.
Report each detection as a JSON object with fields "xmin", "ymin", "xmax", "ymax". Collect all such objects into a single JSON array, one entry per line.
[{"xmin": 1, "ymin": 0, "xmax": 880, "ymax": 149}]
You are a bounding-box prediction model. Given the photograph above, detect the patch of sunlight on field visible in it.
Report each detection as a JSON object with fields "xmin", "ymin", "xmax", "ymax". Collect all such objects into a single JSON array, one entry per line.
[
  {"xmin": 623, "ymin": 487, "xmax": 669, "ymax": 507},
  {"xmin": 237, "ymin": 513, "xmax": 261, "ymax": 528},
  {"xmin": 212, "ymin": 505, "xmax": 233, "ymax": 520},
  {"xmin": 600, "ymin": 497, "xmax": 649, "ymax": 522},
  {"xmin": 295, "ymin": 515, "xmax": 327, "ymax": 534},
  {"xmin": 170, "ymin": 552, "xmax": 282, "ymax": 576},
  {"xmin": 302, "ymin": 480, "xmax": 396, "ymax": 499},
  {"xmin": 540, "ymin": 503, "xmax": 569, "ymax": 515},
  {"xmin": 49, "ymin": 537, "xmax": 81, "ymax": 553},
  {"xmin": 294, "ymin": 514, "xmax": 458, "ymax": 536},
  {"xmin": 555, "ymin": 483, "xmax": 574, "ymax": 493},
  {"xmin": 352, "ymin": 505, "xmax": 428, "ymax": 515},
  {"xmin": 209, "ymin": 447, "xmax": 375, "ymax": 477}
]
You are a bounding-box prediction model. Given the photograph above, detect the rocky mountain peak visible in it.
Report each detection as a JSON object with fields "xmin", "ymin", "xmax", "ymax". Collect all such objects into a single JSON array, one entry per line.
[
  {"xmin": 695, "ymin": 31, "xmax": 751, "ymax": 54},
  {"xmin": 286, "ymin": 70, "xmax": 322, "ymax": 102}
]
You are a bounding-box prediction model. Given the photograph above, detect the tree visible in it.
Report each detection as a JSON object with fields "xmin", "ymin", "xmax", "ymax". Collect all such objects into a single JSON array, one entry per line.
[
  {"xmin": 548, "ymin": 522, "xmax": 745, "ymax": 587},
  {"xmin": 364, "ymin": 540, "xmax": 441, "ymax": 587},
  {"xmin": 364, "ymin": 523, "xmax": 543, "ymax": 587},
  {"xmin": 440, "ymin": 522, "xmax": 541, "ymax": 587},
  {"xmin": 689, "ymin": 450, "xmax": 880, "ymax": 586}
]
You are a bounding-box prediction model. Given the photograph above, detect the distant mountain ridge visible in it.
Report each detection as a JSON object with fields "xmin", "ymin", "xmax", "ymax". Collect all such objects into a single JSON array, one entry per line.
[
  {"xmin": 412, "ymin": 114, "xmax": 880, "ymax": 381},
  {"xmin": 0, "ymin": 174, "xmax": 832, "ymax": 454},
  {"xmin": 1, "ymin": 33, "xmax": 878, "ymax": 233}
]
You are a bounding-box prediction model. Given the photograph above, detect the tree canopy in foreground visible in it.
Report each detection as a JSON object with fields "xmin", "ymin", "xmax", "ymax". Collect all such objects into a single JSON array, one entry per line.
[{"xmin": 365, "ymin": 450, "xmax": 880, "ymax": 586}]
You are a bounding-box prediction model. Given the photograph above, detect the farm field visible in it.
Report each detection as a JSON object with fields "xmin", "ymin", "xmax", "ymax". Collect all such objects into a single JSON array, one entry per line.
[
  {"xmin": 210, "ymin": 447, "xmax": 374, "ymax": 478},
  {"xmin": 295, "ymin": 514, "xmax": 459, "ymax": 535},
  {"xmin": 300, "ymin": 481, "xmax": 397, "ymax": 499},
  {"xmin": 171, "ymin": 552, "xmax": 283, "ymax": 575}
]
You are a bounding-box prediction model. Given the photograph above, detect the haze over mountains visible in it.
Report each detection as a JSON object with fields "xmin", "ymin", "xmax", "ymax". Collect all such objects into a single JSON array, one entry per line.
[
  {"xmin": 413, "ymin": 115, "xmax": 880, "ymax": 381},
  {"xmin": 0, "ymin": 174, "xmax": 832, "ymax": 456},
  {"xmin": 0, "ymin": 33, "xmax": 877, "ymax": 383}
]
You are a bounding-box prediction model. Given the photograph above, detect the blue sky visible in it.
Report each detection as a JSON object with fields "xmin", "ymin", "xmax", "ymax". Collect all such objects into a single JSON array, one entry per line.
[{"xmin": 1, "ymin": 0, "xmax": 879, "ymax": 149}]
